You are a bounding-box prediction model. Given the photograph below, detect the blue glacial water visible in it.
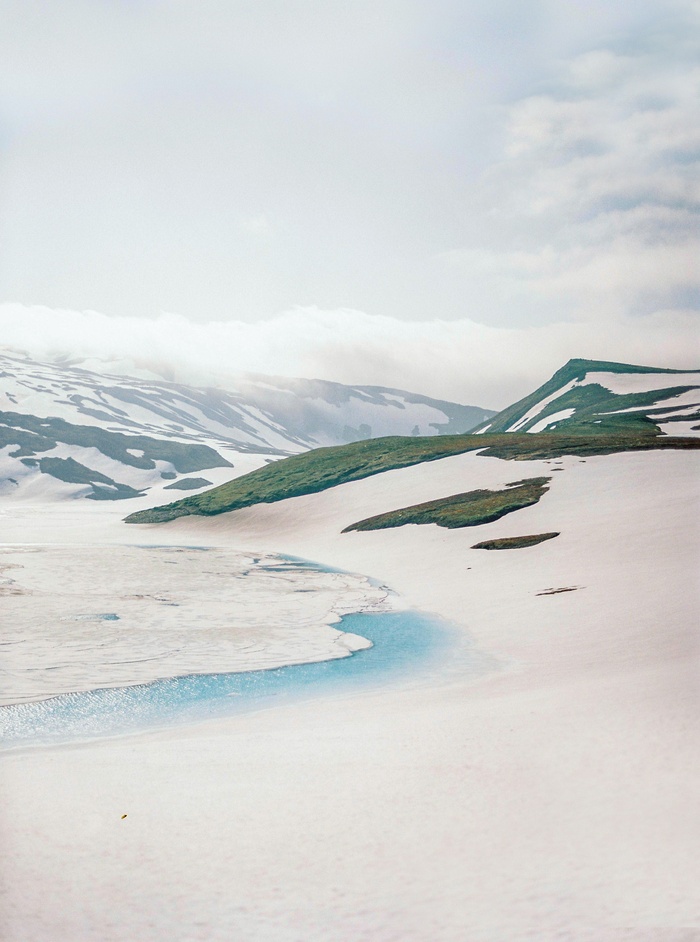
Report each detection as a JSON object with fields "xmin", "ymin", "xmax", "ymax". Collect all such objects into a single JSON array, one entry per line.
[{"xmin": 0, "ymin": 606, "xmax": 481, "ymax": 751}]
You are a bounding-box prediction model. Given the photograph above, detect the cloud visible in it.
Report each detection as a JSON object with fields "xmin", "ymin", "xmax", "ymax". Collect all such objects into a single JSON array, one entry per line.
[
  {"xmin": 440, "ymin": 24, "xmax": 700, "ymax": 324},
  {"xmin": 1, "ymin": 304, "xmax": 697, "ymax": 409},
  {"xmin": 1, "ymin": 1, "xmax": 695, "ymax": 324},
  {"xmin": 240, "ymin": 214, "xmax": 273, "ymax": 238}
]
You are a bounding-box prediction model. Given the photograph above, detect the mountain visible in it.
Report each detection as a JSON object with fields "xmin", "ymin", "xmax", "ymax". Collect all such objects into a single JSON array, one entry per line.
[
  {"xmin": 0, "ymin": 353, "xmax": 494, "ymax": 501},
  {"xmin": 472, "ymin": 358, "xmax": 700, "ymax": 436},
  {"xmin": 126, "ymin": 358, "xmax": 700, "ymax": 525}
]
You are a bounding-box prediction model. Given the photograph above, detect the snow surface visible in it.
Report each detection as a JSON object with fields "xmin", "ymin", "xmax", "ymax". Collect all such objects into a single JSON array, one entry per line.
[
  {"xmin": 0, "ymin": 352, "xmax": 492, "ymax": 503},
  {"xmin": 602, "ymin": 388, "xmax": 700, "ymax": 415},
  {"xmin": 507, "ymin": 379, "xmax": 578, "ymax": 430},
  {"xmin": 1, "ymin": 446, "xmax": 698, "ymax": 939},
  {"xmin": 657, "ymin": 420, "xmax": 700, "ymax": 437},
  {"xmin": 582, "ymin": 371, "xmax": 700, "ymax": 395},
  {"xmin": 0, "ymin": 352, "xmax": 480, "ymax": 455},
  {"xmin": 527, "ymin": 407, "xmax": 576, "ymax": 433}
]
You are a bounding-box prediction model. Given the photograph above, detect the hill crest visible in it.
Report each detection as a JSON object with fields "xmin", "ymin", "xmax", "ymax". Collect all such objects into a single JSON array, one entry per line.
[{"xmin": 473, "ymin": 358, "xmax": 700, "ymax": 436}]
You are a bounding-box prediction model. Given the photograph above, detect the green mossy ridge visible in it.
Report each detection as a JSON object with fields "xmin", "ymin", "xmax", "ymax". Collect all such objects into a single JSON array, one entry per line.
[
  {"xmin": 342, "ymin": 477, "xmax": 551, "ymax": 533},
  {"xmin": 478, "ymin": 431, "xmax": 700, "ymax": 460},
  {"xmin": 472, "ymin": 532, "xmax": 560, "ymax": 550},
  {"xmin": 124, "ymin": 429, "xmax": 700, "ymax": 524},
  {"xmin": 477, "ymin": 358, "xmax": 700, "ymax": 434},
  {"xmin": 126, "ymin": 433, "xmax": 484, "ymax": 523}
]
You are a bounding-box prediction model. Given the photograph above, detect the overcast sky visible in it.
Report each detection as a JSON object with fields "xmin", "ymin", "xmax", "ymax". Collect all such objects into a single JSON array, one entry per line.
[{"xmin": 1, "ymin": 0, "xmax": 698, "ymax": 404}]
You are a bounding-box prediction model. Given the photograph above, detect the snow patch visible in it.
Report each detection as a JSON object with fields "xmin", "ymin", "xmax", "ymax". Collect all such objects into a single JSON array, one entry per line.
[
  {"xmin": 527, "ymin": 408, "xmax": 576, "ymax": 434},
  {"xmin": 582, "ymin": 371, "xmax": 700, "ymax": 395},
  {"xmin": 507, "ymin": 379, "xmax": 578, "ymax": 431}
]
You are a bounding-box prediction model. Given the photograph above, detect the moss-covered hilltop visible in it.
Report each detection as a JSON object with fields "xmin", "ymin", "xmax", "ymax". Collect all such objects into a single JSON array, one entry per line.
[{"xmin": 474, "ymin": 357, "xmax": 700, "ymax": 435}]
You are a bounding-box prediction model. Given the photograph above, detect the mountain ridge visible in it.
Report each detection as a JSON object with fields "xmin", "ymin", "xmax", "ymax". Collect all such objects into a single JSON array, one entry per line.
[
  {"xmin": 124, "ymin": 357, "xmax": 700, "ymax": 524},
  {"xmin": 473, "ymin": 358, "xmax": 700, "ymax": 435},
  {"xmin": 0, "ymin": 352, "xmax": 493, "ymax": 501}
]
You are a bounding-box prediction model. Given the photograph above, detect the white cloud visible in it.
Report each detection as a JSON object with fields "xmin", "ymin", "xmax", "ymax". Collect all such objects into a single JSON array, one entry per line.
[
  {"xmin": 1, "ymin": 1, "xmax": 694, "ymax": 323},
  {"xmin": 1, "ymin": 304, "xmax": 697, "ymax": 409},
  {"xmin": 0, "ymin": 3, "xmax": 697, "ymax": 380},
  {"xmin": 444, "ymin": 32, "xmax": 700, "ymax": 324}
]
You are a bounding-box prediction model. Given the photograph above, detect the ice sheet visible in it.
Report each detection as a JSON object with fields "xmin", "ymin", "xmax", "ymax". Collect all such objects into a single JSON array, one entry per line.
[{"xmin": 0, "ymin": 545, "xmax": 388, "ymax": 704}]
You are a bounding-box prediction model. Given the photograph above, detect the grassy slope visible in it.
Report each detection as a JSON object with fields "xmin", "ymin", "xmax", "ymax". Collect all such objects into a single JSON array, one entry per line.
[
  {"xmin": 126, "ymin": 434, "xmax": 486, "ymax": 523},
  {"xmin": 342, "ymin": 477, "xmax": 551, "ymax": 533},
  {"xmin": 476, "ymin": 358, "xmax": 700, "ymax": 434},
  {"xmin": 125, "ymin": 428, "xmax": 700, "ymax": 524}
]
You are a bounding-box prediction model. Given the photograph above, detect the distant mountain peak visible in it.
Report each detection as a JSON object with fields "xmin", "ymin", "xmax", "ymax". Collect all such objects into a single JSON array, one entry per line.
[{"xmin": 474, "ymin": 359, "xmax": 700, "ymax": 437}]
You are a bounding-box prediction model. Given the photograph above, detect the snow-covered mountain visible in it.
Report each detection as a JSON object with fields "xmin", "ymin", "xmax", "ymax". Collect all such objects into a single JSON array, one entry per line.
[
  {"xmin": 474, "ymin": 359, "xmax": 700, "ymax": 437},
  {"xmin": 0, "ymin": 353, "xmax": 494, "ymax": 502}
]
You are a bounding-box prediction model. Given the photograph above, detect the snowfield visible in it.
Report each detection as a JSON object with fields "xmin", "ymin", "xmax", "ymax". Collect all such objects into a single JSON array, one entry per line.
[{"xmin": 1, "ymin": 444, "xmax": 698, "ymax": 940}]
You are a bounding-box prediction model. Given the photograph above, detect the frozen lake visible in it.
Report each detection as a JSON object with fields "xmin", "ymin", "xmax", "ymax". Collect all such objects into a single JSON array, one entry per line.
[
  {"xmin": 0, "ymin": 544, "xmax": 483, "ymax": 749},
  {"xmin": 0, "ymin": 606, "xmax": 470, "ymax": 748}
]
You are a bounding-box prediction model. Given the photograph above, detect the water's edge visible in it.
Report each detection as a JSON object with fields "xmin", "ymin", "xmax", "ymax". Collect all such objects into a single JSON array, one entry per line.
[
  {"xmin": 1, "ymin": 605, "xmax": 489, "ymax": 751},
  {"xmin": 1, "ymin": 549, "xmax": 494, "ymax": 751}
]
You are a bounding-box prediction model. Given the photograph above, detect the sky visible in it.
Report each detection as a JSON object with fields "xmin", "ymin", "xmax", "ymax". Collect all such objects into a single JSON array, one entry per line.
[{"xmin": 0, "ymin": 0, "xmax": 698, "ymax": 406}]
